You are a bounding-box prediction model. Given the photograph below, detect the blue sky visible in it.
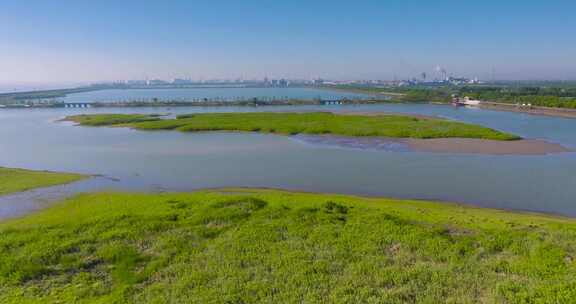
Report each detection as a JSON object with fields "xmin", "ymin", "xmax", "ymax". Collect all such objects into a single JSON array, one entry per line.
[{"xmin": 1, "ymin": 0, "xmax": 575, "ymax": 83}]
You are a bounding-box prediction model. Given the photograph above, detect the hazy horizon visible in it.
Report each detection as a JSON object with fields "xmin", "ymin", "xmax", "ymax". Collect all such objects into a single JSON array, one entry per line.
[{"xmin": 2, "ymin": 0, "xmax": 576, "ymax": 84}]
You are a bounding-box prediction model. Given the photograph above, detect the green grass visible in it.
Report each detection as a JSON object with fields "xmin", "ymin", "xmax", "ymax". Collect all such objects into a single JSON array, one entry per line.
[
  {"xmin": 1, "ymin": 188, "xmax": 575, "ymax": 303},
  {"xmin": 65, "ymin": 114, "xmax": 162, "ymax": 126},
  {"xmin": 66, "ymin": 112, "xmax": 521, "ymax": 140},
  {"xmin": 0, "ymin": 167, "xmax": 85, "ymax": 196}
]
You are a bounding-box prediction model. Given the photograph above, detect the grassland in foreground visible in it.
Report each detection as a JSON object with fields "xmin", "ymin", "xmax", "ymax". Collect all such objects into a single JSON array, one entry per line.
[
  {"xmin": 0, "ymin": 167, "xmax": 85, "ymax": 196},
  {"xmin": 65, "ymin": 112, "xmax": 521, "ymax": 140},
  {"xmin": 1, "ymin": 188, "xmax": 575, "ymax": 303}
]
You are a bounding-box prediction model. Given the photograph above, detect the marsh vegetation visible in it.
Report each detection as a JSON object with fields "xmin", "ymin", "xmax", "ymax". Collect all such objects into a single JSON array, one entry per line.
[
  {"xmin": 0, "ymin": 167, "xmax": 85, "ymax": 196},
  {"xmin": 1, "ymin": 189, "xmax": 575, "ymax": 303},
  {"xmin": 66, "ymin": 112, "xmax": 521, "ymax": 140}
]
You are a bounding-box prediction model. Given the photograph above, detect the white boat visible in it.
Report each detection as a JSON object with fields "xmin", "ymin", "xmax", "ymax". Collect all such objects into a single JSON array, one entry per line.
[{"xmin": 461, "ymin": 96, "xmax": 481, "ymax": 106}]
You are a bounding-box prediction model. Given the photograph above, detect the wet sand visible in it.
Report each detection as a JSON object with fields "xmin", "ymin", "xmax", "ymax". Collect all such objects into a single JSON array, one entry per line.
[
  {"xmin": 328, "ymin": 111, "xmax": 571, "ymax": 154},
  {"xmin": 404, "ymin": 138, "xmax": 571, "ymax": 155},
  {"xmin": 294, "ymin": 135, "xmax": 572, "ymax": 155}
]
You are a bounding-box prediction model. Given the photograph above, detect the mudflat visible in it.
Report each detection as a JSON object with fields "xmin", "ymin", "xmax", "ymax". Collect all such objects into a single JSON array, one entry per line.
[
  {"xmin": 295, "ymin": 135, "xmax": 572, "ymax": 155},
  {"xmin": 404, "ymin": 138, "xmax": 572, "ymax": 155}
]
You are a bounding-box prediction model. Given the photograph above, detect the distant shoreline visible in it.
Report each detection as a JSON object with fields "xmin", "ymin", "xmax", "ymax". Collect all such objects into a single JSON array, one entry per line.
[
  {"xmin": 312, "ymin": 85, "xmax": 405, "ymax": 97},
  {"xmin": 320, "ymin": 86, "xmax": 576, "ymax": 119},
  {"xmin": 3, "ymin": 84, "xmax": 576, "ymax": 120},
  {"xmin": 479, "ymin": 101, "xmax": 576, "ymax": 119},
  {"xmin": 0, "ymin": 97, "xmax": 390, "ymax": 109}
]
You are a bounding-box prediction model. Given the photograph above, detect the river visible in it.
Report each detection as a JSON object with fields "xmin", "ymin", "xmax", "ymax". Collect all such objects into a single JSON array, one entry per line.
[
  {"xmin": 59, "ymin": 87, "xmax": 370, "ymax": 103},
  {"xmin": 1, "ymin": 89, "xmax": 575, "ymax": 218}
]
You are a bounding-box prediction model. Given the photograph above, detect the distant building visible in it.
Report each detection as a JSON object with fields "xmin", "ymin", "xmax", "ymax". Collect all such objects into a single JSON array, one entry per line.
[
  {"xmin": 126, "ymin": 80, "xmax": 147, "ymax": 86},
  {"xmin": 172, "ymin": 78, "xmax": 193, "ymax": 85},
  {"xmin": 148, "ymin": 79, "xmax": 169, "ymax": 86}
]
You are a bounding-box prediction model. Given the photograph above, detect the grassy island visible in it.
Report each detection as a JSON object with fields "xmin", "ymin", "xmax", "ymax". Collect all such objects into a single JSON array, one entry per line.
[
  {"xmin": 1, "ymin": 189, "xmax": 575, "ymax": 303},
  {"xmin": 65, "ymin": 112, "xmax": 520, "ymax": 140},
  {"xmin": 0, "ymin": 167, "xmax": 85, "ymax": 196}
]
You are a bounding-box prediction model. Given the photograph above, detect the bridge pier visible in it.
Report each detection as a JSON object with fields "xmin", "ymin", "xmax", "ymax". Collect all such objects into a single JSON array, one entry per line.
[{"xmin": 64, "ymin": 103, "xmax": 91, "ymax": 108}]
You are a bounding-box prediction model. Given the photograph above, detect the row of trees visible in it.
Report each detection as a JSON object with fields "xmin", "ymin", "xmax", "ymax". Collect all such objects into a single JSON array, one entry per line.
[{"xmin": 331, "ymin": 85, "xmax": 576, "ymax": 109}]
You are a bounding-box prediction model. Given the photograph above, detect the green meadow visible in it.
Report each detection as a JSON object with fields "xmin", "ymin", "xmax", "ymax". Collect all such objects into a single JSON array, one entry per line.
[
  {"xmin": 66, "ymin": 112, "xmax": 521, "ymax": 140},
  {"xmin": 0, "ymin": 167, "xmax": 85, "ymax": 196},
  {"xmin": 1, "ymin": 189, "xmax": 575, "ymax": 303}
]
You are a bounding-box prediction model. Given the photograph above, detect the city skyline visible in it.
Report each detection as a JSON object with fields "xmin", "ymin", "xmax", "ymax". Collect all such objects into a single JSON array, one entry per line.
[{"xmin": 1, "ymin": 0, "xmax": 576, "ymax": 85}]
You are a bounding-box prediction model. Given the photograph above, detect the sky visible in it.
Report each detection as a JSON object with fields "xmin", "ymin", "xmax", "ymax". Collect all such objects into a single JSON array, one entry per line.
[{"xmin": 1, "ymin": 0, "xmax": 575, "ymax": 85}]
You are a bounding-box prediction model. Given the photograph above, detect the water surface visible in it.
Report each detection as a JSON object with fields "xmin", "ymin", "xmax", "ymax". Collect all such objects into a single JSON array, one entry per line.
[
  {"xmin": 60, "ymin": 87, "xmax": 369, "ymax": 103},
  {"xmin": 0, "ymin": 102, "xmax": 575, "ymax": 218}
]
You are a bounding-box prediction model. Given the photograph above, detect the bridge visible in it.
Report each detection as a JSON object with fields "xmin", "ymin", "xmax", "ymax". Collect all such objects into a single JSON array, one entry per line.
[
  {"xmin": 320, "ymin": 99, "xmax": 344, "ymax": 105},
  {"xmin": 63, "ymin": 102, "xmax": 92, "ymax": 108}
]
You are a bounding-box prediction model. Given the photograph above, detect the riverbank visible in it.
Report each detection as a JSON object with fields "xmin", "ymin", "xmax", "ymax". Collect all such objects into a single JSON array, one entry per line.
[
  {"xmin": 480, "ymin": 101, "xmax": 576, "ymax": 119},
  {"xmin": 0, "ymin": 167, "xmax": 86, "ymax": 196},
  {"xmin": 406, "ymin": 137, "xmax": 571, "ymax": 155},
  {"xmin": 64, "ymin": 112, "xmax": 521, "ymax": 140},
  {"xmin": 322, "ymin": 84, "xmax": 576, "ymax": 119},
  {"xmin": 294, "ymin": 135, "xmax": 572, "ymax": 155},
  {"xmin": 1, "ymin": 188, "xmax": 574, "ymax": 303}
]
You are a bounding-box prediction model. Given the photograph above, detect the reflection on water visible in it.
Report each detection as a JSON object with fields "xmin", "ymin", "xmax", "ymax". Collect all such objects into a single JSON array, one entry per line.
[
  {"xmin": 0, "ymin": 176, "xmax": 118, "ymax": 219},
  {"xmin": 291, "ymin": 135, "xmax": 410, "ymax": 152},
  {"xmin": 0, "ymin": 103, "xmax": 575, "ymax": 218}
]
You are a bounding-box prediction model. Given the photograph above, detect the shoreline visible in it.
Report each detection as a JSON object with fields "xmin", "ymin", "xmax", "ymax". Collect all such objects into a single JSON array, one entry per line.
[
  {"xmin": 2, "ymin": 83, "xmax": 576, "ymax": 120},
  {"xmin": 404, "ymin": 137, "xmax": 571, "ymax": 155},
  {"xmin": 319, "ymin": 85, "xmax": 576, "ymax": 119},
  {"xmin": 313, "ymin": 85, "xmax": 406, "ymax": 97},
  {"xmin": 4, "ymin": 96, "xmax": 576, "ymax": 120},
  {"xmin": 479, "ymin": 101, "xmax": 576, "ymax": 119},
  {"xmin": 294, "ymin": 134, "xmax": 572, "ymax": 155},
  {"xmin": 0, "ymin": 166, "xmax": 87, "ymax": 196},
  {"xmin": 2, "ymin": 177, "xmax": 576, "ymax": 221},
  {"xmin": 64, "ymin": 112, "xmax": 522, "ymax": 141},
  {"xmin": 0, "ymin": 97, "xmax": 389, "ymax": 109}
]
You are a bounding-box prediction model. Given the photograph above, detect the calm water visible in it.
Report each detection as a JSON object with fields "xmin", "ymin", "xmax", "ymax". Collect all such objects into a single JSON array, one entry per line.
[
  {"xmin": 1, "ymin": 101, "xmax": 575, "ymax": 218},
  {"xmin": 0, "ymin": 83, "xmax": 79, "ymax": 94},
  {"xmin": 60, "ymin": 87, "xmax": 369, "ymax": 103}
]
